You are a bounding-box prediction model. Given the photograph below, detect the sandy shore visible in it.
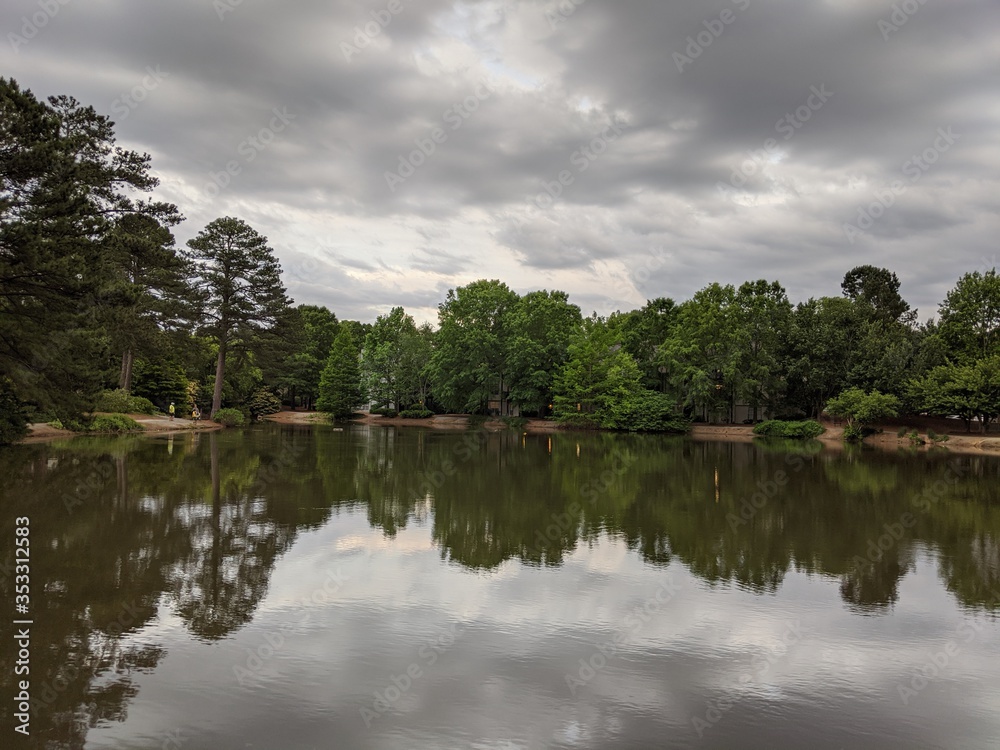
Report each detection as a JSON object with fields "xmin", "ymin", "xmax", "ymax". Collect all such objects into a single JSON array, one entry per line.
[
  {"xmin": 23, "ymin": 409, "xmax": 997, "ymax": 456},
  {"xmin": 23, "ymin": 413, "xmax": 222, "ymax": 443}
]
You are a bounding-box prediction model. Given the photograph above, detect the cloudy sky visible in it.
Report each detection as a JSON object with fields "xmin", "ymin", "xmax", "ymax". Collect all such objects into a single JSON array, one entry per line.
[{"xmin": 4, "ymin": 0, "xmax": 998, "ymax": 323}]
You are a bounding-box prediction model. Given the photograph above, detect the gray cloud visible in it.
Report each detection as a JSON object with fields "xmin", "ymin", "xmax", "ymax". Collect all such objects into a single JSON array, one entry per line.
[{"xmin": 3, "ymin": 0, "xmax": 997, "ymax": 323}]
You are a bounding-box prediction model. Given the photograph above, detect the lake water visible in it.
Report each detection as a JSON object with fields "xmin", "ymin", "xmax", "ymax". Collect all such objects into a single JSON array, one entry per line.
[{"xmin": 2, "ymin": 424, "xmax": 999, "ymax": 749}]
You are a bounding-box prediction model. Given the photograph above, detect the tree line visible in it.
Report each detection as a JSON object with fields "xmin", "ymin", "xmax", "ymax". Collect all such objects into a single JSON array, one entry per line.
[{"xmin": 2, "ymin": 78, "xmax": 998, "ymax": 442}]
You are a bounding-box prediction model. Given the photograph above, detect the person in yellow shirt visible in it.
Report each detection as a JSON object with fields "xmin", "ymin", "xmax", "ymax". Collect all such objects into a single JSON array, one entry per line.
[{"xmin": 168, "ymin": 402, "xmax": 175, "ymax": 420}]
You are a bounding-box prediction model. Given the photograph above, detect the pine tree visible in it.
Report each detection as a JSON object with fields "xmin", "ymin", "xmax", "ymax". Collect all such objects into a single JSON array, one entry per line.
[
  {"xmin": 186, "ymin": 217, "xmax": 290, "ymax": 415},
  {"xmin": 0, "ymin": 77, "xmax": 180, "ymax": 421},
  {"xmin": 317, "ymin": 329, "xmax": 362, "ymax": 419}
]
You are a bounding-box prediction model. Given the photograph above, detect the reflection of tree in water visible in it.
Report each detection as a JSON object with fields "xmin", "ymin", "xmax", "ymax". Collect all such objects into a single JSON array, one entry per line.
[
  {"xmin": 0, "ymin": 428, "xmax": 327, "ymax": 746},
  {"xmin": 350, "ymin": 430, "xmax": 1000, "ymax": 613},
  {"xmin": 0, "ymin": 440, "xmax": 177, "ymax": 747},
  {"xmin": 166, "ymin": 431, "xmax": 295, "ymax": 640}
]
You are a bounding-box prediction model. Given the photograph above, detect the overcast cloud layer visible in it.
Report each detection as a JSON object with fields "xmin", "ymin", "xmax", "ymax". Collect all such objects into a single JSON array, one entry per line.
[{"xmin": 3, "ymin": 0, "xmax": 998, "ymax": 323}]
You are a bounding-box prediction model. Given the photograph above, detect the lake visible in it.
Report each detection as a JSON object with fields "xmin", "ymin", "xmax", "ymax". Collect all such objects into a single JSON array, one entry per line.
[{"xmin": 2, "ymin": 424, "xmax": 999, "ymax": 749}]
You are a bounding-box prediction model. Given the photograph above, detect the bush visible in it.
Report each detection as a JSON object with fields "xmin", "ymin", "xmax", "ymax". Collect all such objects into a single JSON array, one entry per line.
[
  {"xmin": 753, "ymin": 420, "xmax": 825, "ymax": 439},
  {"xmin": 94, "ymin": 389, "xmax": 158, "ymax": 415},
  {"xmin": 87, "ymin": 414, "xmax": 143, "ymax": 433},
  {"xmin": 370, "ymin": 407, "xmax": 398, "ymax": 418},
  {"xmin": 614, "ymin": 390, "xmax": 691, "ymax": 433},
  {"xmin": 399, "ymin": 408, "xmax": 434, "ymax": 419},
  {"xmin": 897, "ymin": 426, "xmax": 909, "ymax": 438},
  {"xmin": 247, "ymin": 388, "xmax": 282, "ymax": 420},
  {"xmin": 843, "ymin": 424, "xmax": 865, "ymax": 442},
  {"xmin": 212, "ymin": 408, "xmax": 246, "ymax": 428}
]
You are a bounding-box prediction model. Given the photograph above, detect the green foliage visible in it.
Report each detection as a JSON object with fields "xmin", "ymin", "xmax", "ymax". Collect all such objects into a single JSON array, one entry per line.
[
  {"xmin": 428, "ymin": 280, "xmax": 519, "ymax": 413},
  {"xmin": 825, "ymin": 387, "xmax": 900, "ymax": 429},
  {"xmin": 0, "ymin": 378, "xmax": 29, "ymax": 445},
  {"xmin": 897, "ymin": 426, "xmax": 909, "ymax": 438},
  {"xmin": 187, "ymin": 217, "xmax": 290, "ymax": 414},
  {"xmin": 908, "ymin": 355, "xmax": 1000, "ymax": 432},
  {"xmin": 614, "ymin": 390, "xmax": 691, "ymax": 433},
  {"xmin": 87, "ymin": 414, "xmax": 143, "ymax": 433},
  {"xmin": 753, "ymin": 420, "xmax": 825, "ymax": 439},
  {"xmin": 505, "ymin": 290, "xmax": 582, "ymax": 415},
  {"xmin": 0, "ymin": 78, "xmax": 179, "ymax": 420},
  {"xmin": 842, "ymin": 424, "xmax": 865, "ymax": 442},
  {"xmin": 95, "ymin": 389, "xmax": 158, "ymax": 415},
  {"xmin": 246, "ymin": 388, "xmax": 281, "ymax": 419},
  {"xmin": 938, "ymin": 269, "xmax": 1000, "ymax": 363},
  {"xmin": 909, "ymin": 431, "xmax": 924, "ymax": 445},
  {"xmin": 360, "ymin": 307, "xmax": 434, "ymax": 411},
  {"xmin": 399, "ymin": 408, "xmax": 434, "ymax": 419},
  {"xmin": 841, "ymin": 265, "xmax": 914, "ymax": 325},
  {"xmin": 553, "ymin": 316, "xmax": 643, "ymax": 429},
  {"xmin": 370, "ymin": 407, "xmax": 398, "ymax": 417},
  {"xmin": 212, "ymin": 408, "xmax": 245, "ymax": 428},
  {"xmin": 317, "ymin": 328, "xmax": 363, "ymax": 419}
]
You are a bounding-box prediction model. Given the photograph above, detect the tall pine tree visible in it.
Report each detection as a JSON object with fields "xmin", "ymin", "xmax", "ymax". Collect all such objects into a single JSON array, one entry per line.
[{"xmin": 186, "ymin": 217, "xmax": 289, "ymax": 415}]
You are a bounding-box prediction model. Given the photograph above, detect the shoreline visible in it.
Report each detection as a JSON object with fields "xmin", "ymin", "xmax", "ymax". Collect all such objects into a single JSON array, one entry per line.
[
  {"xmin": 266, "ymin": 410, "xmax": 1000, "ymax": 457},
  {"xmin": 19, "ymin": 410, "xmax": 999, "ymax": 457},
  {"xmin": 22, "ymin": 413, "xmax": 223, "ymax": 444}
]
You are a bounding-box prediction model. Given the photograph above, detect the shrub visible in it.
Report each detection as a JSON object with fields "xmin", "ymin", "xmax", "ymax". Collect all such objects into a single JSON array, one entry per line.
[
  {"xmin": 212, "ymin": 408, "xmax": 246, "ymax": 428},
  {"xmin": 87, "ymin": 414, "xmax": 143, "ymax": 433},
  {"xmin": 897, "ymin": 426, "xmax": 908, "ymax": 438},
  {"xmin": 94, "ymin": 389, "xmax": 158, "ymax": 415},
  {"xmin": 843, "ymin": 424, "xmax": 865, "ymax": 442},
  {"xmin": 399, "ymin": 408, "xmax": 434, "ymax": 419},
  {"xmin": 614, "ymin": 390, "xmax": 691, "ymax": 433},
  {"xmin": 753, "ymin": 420, "xmax": 825, "ymax": 439},
  {"xmin": 370, "ymin": 407, "xmax": 398, "ymax": 418},
  {"xmin": 909, "ymin": 431, "xmax": 925, "ymax": 445},
  {"xmin": 247, "ymin": 388, "xmax": 282, "ymax": 420}
]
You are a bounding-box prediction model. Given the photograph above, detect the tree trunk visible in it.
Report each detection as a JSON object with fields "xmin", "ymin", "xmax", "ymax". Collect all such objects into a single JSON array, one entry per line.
[
  {"xmin": 212, "ymin": 340, "xmax": 227, "ymax": 416},
  {"xmin": 119, "ymin": 349, "xmax": 134, "ymax": 393}
]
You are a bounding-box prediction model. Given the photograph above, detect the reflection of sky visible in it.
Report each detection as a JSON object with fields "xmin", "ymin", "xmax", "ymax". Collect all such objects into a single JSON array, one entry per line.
[{"xmin": 88, "ymin": 508, "xmax": 1000, "ymax": 750}]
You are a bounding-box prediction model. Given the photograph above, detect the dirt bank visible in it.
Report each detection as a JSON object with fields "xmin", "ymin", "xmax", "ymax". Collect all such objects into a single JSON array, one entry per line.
[
  {"xmin": 23, "ymin": 413, "xmax": 222, "ymax": 444},
  {"xmin": 691, "ymin": 422, "xmax": 1000, "ymax": 456}
]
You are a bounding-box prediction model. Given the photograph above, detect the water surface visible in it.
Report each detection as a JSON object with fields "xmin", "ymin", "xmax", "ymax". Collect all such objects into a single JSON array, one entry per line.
[{"xmin": 1, "ymin": 425, "xmax": 998, "ymax": 749}]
